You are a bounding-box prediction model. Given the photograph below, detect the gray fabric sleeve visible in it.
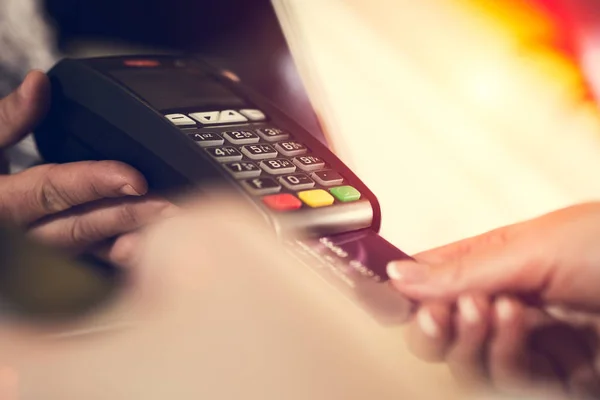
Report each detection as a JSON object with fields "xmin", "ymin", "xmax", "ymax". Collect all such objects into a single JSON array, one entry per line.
[{"xmin": 0, "ymin": 0, "xmax": 61, "ymax": 172}]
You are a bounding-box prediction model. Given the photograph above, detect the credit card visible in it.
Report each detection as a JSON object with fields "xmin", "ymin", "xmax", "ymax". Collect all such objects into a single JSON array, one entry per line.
[{"xmin": 292, "ymin": 229, "xmax": 416, "ymax": 326}]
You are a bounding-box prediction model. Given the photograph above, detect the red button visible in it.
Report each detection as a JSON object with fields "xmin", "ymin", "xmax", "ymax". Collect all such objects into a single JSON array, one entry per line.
[
  {"xmin": 262, "ymin": 194, "xmax": 302, "ymax": 211},
  {"xmin": 124, "ymin": 59, "xmax": 160, "ymax": 67}
]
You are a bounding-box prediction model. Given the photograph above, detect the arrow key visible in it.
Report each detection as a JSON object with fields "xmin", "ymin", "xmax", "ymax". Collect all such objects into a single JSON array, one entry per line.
[
  {"xmin": 219, "ymin": 110, "xmax": 248, "ymax": 124},
  {"xmin": 190, "ymin": 111, "xmax": 221, "ymax": 125}
]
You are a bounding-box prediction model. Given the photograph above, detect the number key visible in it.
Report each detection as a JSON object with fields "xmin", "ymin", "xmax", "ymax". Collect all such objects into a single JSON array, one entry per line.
[
  {"xmin": 223, "ymin": 130, "xmax": 260, "ymax": 145},
  {"xmin": 224, "ymin": 161, "xmax": 261, "ymax": 178},
  {"xmin": 275, "ymin": 141, "xmax": 308, "ymax": 156},
  {"xmin": 243, "ymin": 178, "xmax": 281, "ymax": 196},
  {"xmin": 241, "ymin": 144, "xmax": 278, "ymax": 160},
  {"xmin": 188, "ymin": 132, "xmax": 224, "ymax": 147},
  {"xmin": 312, "ymin": 170, "xmax": 344, "ymax": 187},
  {"xmin": 293, "ymin": 155, "xmax": 325, "ymax": 172},
  {"xmin": 255, "ymin": 127, "xmax": 290, "ymax": 142},
  {"xmin": 206, "ymin": 146, "xmax": 242, "ymax": 162},
  {"xmin": 259, "ymin": 159, "xmax": 296, "ymax": 175},
  {"xmin": 279, "ymin": 174, "xmax": 315, "ymax": 191}
]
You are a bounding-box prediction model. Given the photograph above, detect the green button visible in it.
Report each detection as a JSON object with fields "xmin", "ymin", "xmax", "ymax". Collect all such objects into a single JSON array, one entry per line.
[{"xmin": 329, "ymin": 186, "xmax": 361, "ymax": 202}]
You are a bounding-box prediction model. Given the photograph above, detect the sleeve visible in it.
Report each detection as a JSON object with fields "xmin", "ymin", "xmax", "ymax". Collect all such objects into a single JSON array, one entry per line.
[{"xmin": 0, "ymin": 0, "xmax": 62, "ymax": 172}]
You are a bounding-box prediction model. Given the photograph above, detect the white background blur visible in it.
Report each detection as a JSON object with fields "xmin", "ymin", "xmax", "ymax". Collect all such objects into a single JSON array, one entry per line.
[{"xmin": 275, "ymin": 0, "xmax": 600, "ymax": 254}]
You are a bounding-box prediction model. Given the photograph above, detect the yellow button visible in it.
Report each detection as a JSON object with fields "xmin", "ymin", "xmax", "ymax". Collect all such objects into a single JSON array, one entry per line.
[{"xmin": 298, "ymin": 189, "xmax": 335, "ymax": 208}]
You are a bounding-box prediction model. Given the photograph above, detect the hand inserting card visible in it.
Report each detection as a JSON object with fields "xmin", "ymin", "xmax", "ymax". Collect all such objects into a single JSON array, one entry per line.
[{"xmin": 294, "ymin": 229, "xmax": 416, "ymax": 326}]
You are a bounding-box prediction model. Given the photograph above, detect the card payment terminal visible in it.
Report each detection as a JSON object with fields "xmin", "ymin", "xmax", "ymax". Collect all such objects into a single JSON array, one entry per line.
[{"xmin": 34, "ymin": 55, "xmax": 414, "ymax": 325}]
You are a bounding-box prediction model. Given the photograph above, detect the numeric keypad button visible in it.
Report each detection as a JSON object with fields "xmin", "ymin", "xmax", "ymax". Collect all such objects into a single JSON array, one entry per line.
[
  {"xmin": 241, "ymin": 144, "xmax": 278, "ymax": 160},
  {"xmin": 255, "ymin": 127, "xmax": 290, "ymax": 142},
  {"xmin": 240, "ymin": 109, "xmax": 266, "ymax": 121},
  {"xmin": 279, "ymin": 174, "xmax": 315, "ymax": 191},
  {"xmin": 223, "ymin": 130, "xmax": 260, "ymax": 145},
  {"xmin": 262, "ymin": 194, "xmax": 302, "ymax": 211},
  {"xmin": 259, "ymin": 159, "xmax": 296, "ymax": 175},
  {"xmin": 218, "ymin": 110, "xmax": 248, "ymax": 124},
  {"xmin": 190, "ymin": 111, "xmax": 220, "ymax": 125},
  {"xmin": 292, "ymin": 155, "xmax": 325, "ymax": 172},
  {"xmin": 224, "ymin": 162, "xmax": 262, "ymax": 179},
  {"xmin": 298, "ymin": 189, "xmax": 335, "ymax": 208},
  {"xmin": 330, "ymin": 186, "xmax": 362, "ymax": 202},
  {"xmin": 312, "ymin": 170, "xmax": 344, "ymax": 187},
  {"xmin": 165, "ymin": 113, "xmax": 196, "ymax": 126},
  {"xmin": 188, "ymin": 132, "xmax": 224, "ymax": 147},
  {"xmin": 205, "ymin": 146, "xmax": 243, "ymax": 163},
  {"xmin": 243, "ymin": 178, "xmax": 281, "ymax": 196},
  {"xmin": 275, "ymin": 141, "xmax": 308, "ymax": 157}
]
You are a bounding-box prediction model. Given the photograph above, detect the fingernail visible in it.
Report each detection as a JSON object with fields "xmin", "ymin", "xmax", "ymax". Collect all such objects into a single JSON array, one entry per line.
[
  {"xmin": 458, "ymin": 295, "xmax": 481, "ymax": 324},
  {"xmin": 120, "ymin": 184, "xmax": 142, "ymax": 196},
  {"xmin": 417, "ymin": 308, "xmax": 440, "ymax": 338},
  {"xmin": 386, "ymin": 261, "xmax": 428, "ymax": 283},
  {"xmin": 496, "ymin": 298, "xmax": 513, "ymax": 322}
]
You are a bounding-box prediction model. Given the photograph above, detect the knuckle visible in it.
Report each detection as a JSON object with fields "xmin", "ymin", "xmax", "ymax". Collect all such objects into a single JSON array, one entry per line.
[
  {"xmin": 451, "ymin": 240, "xmax": 475, "ymax": 261},
  {"xmin": 118, "ymin": 203, "xmax": 141, "ymax": 227},
  {"xmin": 479, "ymin": 227, "xmax": 512, "ymax": 249},
  {"xmin": 0, "ymin": 99, "xmax": 15, "ymax": 136},
  {"xmin": 37, "ymin": 165, "xmax": 72, "ymax": 214},
  {"xmin": 0, "ymin": 98, "xmax": 10, "ymax": 122},
  {"xmin": 448, "ymin": 257, "xmax": 470, "ymax": 285},
  {"xmin": 67, "ymin": 217, "xmax": 92, "ymax": 248},
  {"xmin": 0, "ymin": 191, "xmax": 12, "ymax": 222}
]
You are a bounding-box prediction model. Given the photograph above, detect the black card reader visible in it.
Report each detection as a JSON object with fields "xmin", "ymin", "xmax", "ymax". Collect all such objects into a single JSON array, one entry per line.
[
  {"xmin": 34, "ymin": 55, "xmax": 380, "ymax": 237},
  {"xmin": 34, "ymin": 55, "xmax": 414, "ymax": 325}
]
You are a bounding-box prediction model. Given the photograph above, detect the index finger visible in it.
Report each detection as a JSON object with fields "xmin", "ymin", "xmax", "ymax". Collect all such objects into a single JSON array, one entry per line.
[
  {"xmin": 413, "ymin": 224, "xmax": 519, "ymax": 265},
  {"xmin": 1, "ymin": 160, "xmax": 148, "ymax": 224}
]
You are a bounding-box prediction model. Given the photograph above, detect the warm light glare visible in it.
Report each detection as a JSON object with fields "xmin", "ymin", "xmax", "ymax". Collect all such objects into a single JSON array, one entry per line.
[
  {"xmin": 463, "ymin": 0, "xmax": 558, "ymax": 41},
  {"xmin": 276, "ymin": 0, "xmax": 600, "ymax": 254}
]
